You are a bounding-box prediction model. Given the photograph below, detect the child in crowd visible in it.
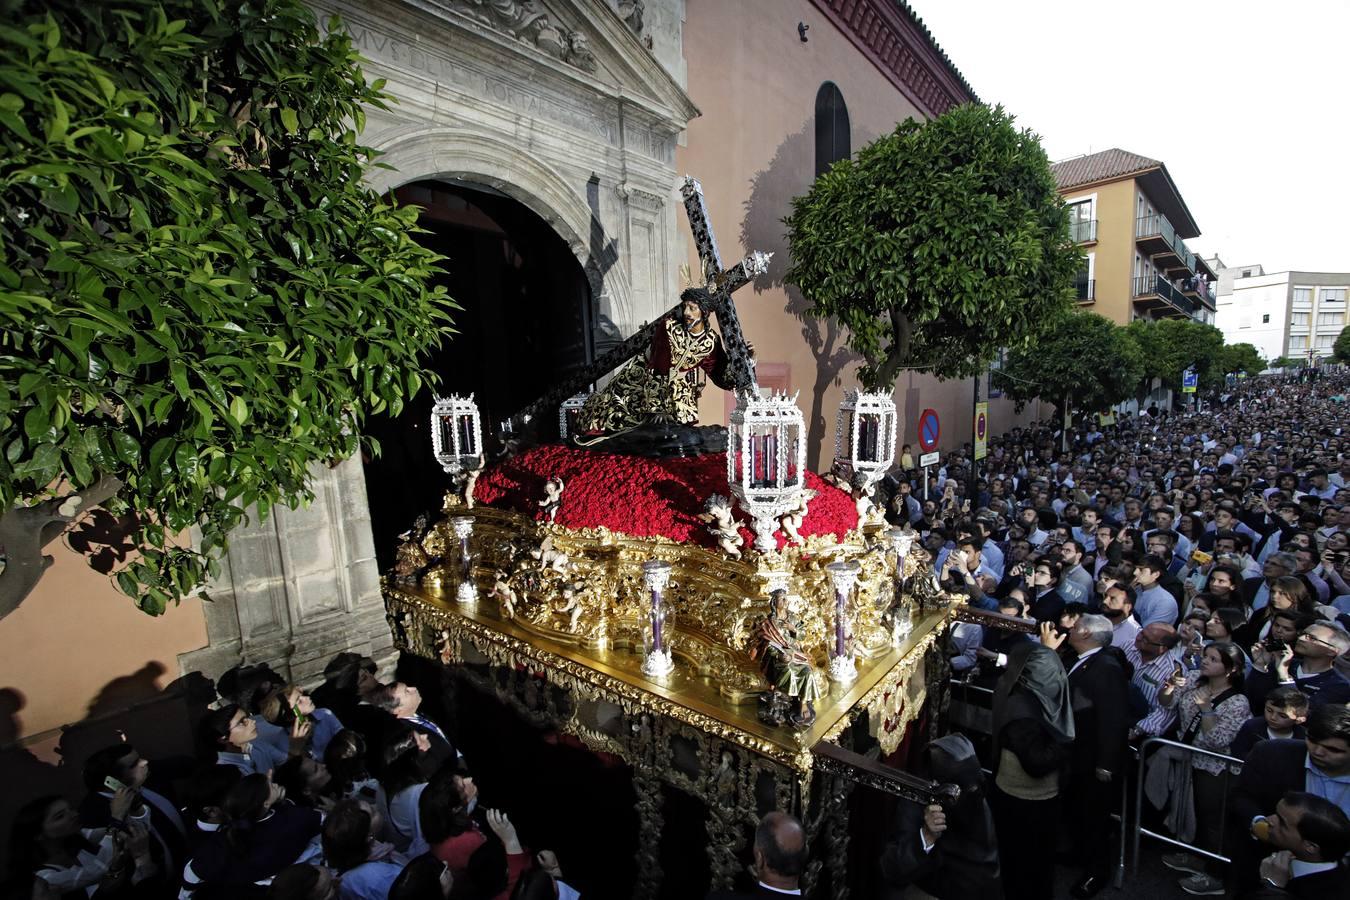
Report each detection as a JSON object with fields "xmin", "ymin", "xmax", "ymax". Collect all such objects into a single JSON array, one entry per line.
[{"xmin": 1229, "ymin": 685, "xmax": 1309, "ymax": 760}]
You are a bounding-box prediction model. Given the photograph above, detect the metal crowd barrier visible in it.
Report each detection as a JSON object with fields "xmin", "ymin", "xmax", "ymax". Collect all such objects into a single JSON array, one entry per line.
[
  {"xmin": 944, "ymin": 680, "xmax": 1245, "ymax": 885},
  {"xmin": 1131, "ymin": 736, "xmax": 1244, "ymax": 875}
]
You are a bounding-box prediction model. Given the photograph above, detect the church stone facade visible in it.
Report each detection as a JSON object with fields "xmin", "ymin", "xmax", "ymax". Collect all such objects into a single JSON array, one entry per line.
[{"xmin": 183, "ymin": 0, "xmax": 698, "ymax": 683}]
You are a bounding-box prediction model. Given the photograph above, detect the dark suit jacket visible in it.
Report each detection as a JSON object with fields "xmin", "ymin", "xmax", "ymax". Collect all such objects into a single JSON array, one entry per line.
[
  {"xmin": 1239, "ymin": 861, "xmax": 1350, "ymax": 898},
  {"xmin": 1229, "ymin": 739, "xmax": 1308, "ymax": 829},
  {"xmin": 404, "ymin": 716, "xmax": 457, "ymax": 778},
  {"xmin": 1027, "ymin": 589, "xmax": 1065, "ymax": 624},
  {"xmin": 1067, "ymin": 646, "xmax": 1131, "ymax": 777},
  {"xmin": 1241, "ymin": 575, "xmax": 1267, "ymax": 610}
]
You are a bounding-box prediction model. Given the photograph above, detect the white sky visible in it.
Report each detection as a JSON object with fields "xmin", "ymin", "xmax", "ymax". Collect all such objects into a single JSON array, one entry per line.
[{"xmin": 907, "ymin": 0, "xmax": 1350, "ymax": 274}]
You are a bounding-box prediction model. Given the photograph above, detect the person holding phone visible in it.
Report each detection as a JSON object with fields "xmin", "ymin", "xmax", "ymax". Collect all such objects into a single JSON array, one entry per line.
[
  {"xmin": 78, "ymin": 742, "xmax": 189, "ymax": 896},
  {"xmin": 1157, "ymin": 642, "xmax": 1251, "ymax": 894}
]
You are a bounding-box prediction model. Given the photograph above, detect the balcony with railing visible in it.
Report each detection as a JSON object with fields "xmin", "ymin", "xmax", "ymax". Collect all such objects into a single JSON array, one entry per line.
[
  {"xmin": 1135, "ymin": 214, "xmax": 1189, "ymax": 267},
  {"xmin": 1181, "ymin": 277, "xmax": 1217, "ymax": 309},
  {"xmin": 1074, "ymin": 274, "xmax": 1095, "ymax": 302},
  {"xmin": 1132, "ymin": 274, "xmax": 1198, "ymax": 319},
  {"xmin": 1069, "ymin": 219, "xmax": 1098, "ymax": 244}
]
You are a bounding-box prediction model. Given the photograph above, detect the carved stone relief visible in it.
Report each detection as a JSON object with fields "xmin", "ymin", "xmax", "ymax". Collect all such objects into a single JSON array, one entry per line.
[{"xmin": 442, "ymin": 0, "xmax": 598, "ymax": 71}]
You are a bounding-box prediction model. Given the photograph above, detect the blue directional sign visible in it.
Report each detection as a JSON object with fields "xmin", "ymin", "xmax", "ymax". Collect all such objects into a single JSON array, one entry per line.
[{"xmin": 1182, "ymin": 369, "xmax": 1198, "ymax": 394}]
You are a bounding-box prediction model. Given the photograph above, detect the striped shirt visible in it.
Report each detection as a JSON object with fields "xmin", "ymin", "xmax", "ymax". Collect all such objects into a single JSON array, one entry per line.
[{"xmin": 1124, "ymin": 644, "xmax": 1182, "ymax": 737}]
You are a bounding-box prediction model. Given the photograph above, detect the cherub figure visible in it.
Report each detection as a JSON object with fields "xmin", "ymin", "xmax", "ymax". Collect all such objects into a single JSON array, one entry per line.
[
  {"xmin": 821, "ymin": 460, "xmax": 851, "ymax": 491},
  {"xmin": 456, "ymin": 455, "xmax": 486, "ymax": 508},
  {"xmin": 700, "ymin": 493, "xmax": 744, "ymax": 559},
  {"xmin": 777, "ymin": 488, "xmax": 817, "ymax": 546},
  {"xmin": 557, "ymin": 581, "xmax": 585, "ymax": 632},
  {"xmin": 850, "ymin": 472, "xmax": 875, "ymax": 522},
  {"xmin": 489, "ymin": 569, "xmax": 517, "ymax": 619},
  {"xmin": 392, "ymin": 514, "xmax": 431, "ymax": 582},
  {"xmin": 530, "ymin": 534, "xmax": 571, "ymax": 574},
  {"xmin": 538, "ymin": 477, "xmax": 565, "ymax": 523}
]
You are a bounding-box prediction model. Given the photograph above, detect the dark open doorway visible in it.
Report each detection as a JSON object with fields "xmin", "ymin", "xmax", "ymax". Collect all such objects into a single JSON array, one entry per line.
[{"xmin": 362, "ymin": 180, "xmax": 596, "ymax": 568}]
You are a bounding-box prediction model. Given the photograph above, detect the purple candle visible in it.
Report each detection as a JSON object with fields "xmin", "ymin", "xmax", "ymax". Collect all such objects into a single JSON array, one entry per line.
[
  {"xmin": 652, "ymin": 593, "xmax": 663, "ymax": 652},
  {"xmin": 835, "ymin": 587, "xmax": 846, "ymax": 656},
  {"xmin": 642, "ymin": 560, "xmax": 672, "ymax": 655}
]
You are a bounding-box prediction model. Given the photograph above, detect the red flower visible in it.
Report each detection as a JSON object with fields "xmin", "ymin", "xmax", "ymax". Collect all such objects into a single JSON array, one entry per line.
[{"xmin": 473, "ymin": 446, "xmax": 858, "ymax": 549}]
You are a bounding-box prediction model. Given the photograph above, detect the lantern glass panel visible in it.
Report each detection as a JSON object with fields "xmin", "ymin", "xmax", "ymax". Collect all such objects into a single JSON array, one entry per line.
[
  {"xmin": 456, "ymin": 414, "xmax": 476, "ymax": 456},
  {"xmin": 750, "ymin": 424, "xmax": 777, "ymax": 488},
  {"xmin": 858, "ymin": 412, "xmax": 880, "ymax": 462},
  {"xmin": 437, "ymin": 414, "xmax": 456, "ymax": 456}
]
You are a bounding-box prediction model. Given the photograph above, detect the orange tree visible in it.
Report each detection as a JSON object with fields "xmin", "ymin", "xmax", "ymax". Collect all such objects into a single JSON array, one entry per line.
[
  {"xmin": 0, "ymin": 0, "xmax": 454, "ymax": 618},
  {"xmin": 784, "ymin": 104, "xmax": 1080, "ymax": 391}
]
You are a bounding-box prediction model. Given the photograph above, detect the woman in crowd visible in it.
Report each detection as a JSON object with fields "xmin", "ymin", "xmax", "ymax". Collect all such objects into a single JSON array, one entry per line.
[
  {"xmin": 987, "ymin": 642, "xmax": 1074, "ymax": 900},
  {"xmin": 260, "ymin": 685, "xmax": 346, "ymax": 763},
  {"xmin": 183, "ymin": 773, "xmax": 322, "ymax": 893},
  {"xmin": 7, "ymin": 794, "xmax": 155, "ymax": 897},
  {"xmin": 1203, "ymin": 607, "xmax": 1245, "ymax": 644},
  {"xmin": 325, "ymin": 729, "xmax": 397, "ymax": 845},
  {"xmin": 1235, "ymin": 575, "xmax": 1315, "ymax": 647},
  {"xmin": 420, "ymin": 768, "xmax": 531, "ymax": 900},
  {"xmin": 1157, "ymin": 640, "xmax": 1250, "ymax": 895},
  {"xmin": 321, "ymin": 799, "xmax": 406, "ymax": 900},
  {"xmin": 269, "ymin": 863, "xmax": 338, "ymax": 900},
  {"xmin": 389, "ymin": 853, "xmax": 455, "ymax": 900},
  {"xmin": 381, "ymin": 722, "xmax": 431, "ymax": 854},
  {"xmin": 274, "ymin": 755, "xmax": 336, "ymax": 811}
]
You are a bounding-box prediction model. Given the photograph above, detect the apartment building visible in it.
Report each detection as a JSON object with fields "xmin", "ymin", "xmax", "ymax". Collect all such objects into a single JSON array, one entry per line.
[
  {"xmin": 1051, "ymin": 149, "xmax": 1217, "ymax": 325},
  {"xmin": 1213, "ymin": 265, "xmax": 1349, "ymax": 361}
]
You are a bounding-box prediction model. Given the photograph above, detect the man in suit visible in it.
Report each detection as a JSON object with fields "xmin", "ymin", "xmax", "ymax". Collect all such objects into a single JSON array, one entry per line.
[
  {"xmin": 706, "ymin": 811, "xmax": 805, "ymax": 898},
  {"xmin": 1049, "ymin": 613, "xmax": 1131, "ymax": 899},
  {"xmin": 79, "ymin": 742, "xmax": 189, "ymax": 897},
  {"xmin": 373, "ymin": 681, "xmax": 457, "ymax": 776},
  {"xmin": 1229, "ymin": 705, "xmax": 1350, "ymax": 894},
  {"xmin": 1241, "ymin": 791, "xmax": 1350, "ymax": 898}
]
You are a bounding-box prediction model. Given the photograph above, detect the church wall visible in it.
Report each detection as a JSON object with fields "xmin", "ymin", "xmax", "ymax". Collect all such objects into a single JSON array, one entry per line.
[
  {"xmin": 0, "ymin": 541, "xmax": 208, "ymax": 744},
  {"xmin": 680, "ymin": 0, "xmax": 1045, "ymax": 466}
]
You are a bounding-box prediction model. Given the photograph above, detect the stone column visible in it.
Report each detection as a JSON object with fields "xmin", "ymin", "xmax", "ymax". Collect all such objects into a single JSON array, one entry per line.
[{"xmin": 178, "ymin": 454, "xmax": 396, "ymax": 685}]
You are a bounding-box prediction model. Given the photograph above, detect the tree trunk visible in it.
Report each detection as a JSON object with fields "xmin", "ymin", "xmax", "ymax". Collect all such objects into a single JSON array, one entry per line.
[
  {"xmin": 866, "ymin": 307, "xmax": 913, "ymax": 391},
  {"xmin": 0, "ymin": 475, "xmax": 124, "ymax": 621}
]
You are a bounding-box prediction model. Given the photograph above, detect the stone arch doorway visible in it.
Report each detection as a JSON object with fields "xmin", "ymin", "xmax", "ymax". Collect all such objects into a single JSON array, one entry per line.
[{"xmin": 362, "ymin": 179, "xmax": 603, "ymax": 567}]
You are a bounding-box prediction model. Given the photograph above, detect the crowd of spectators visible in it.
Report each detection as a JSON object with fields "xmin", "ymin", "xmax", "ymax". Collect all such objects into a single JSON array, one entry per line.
[
  {"xmin": 3, "ymin": 652, "xmax": 587, "ymax": 900},
  {"xmin": 8, "ymin": 373, "xmax": 1350, "ymax": 900},
  {"xmin": 878, "ymin": 371, "xmax": 1350, "ymax": 898}
]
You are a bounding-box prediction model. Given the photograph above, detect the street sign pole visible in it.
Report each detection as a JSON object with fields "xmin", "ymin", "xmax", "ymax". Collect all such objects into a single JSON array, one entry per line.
[{"xmin": 969, "ymin": 372, "xmax": 980, "ymax": 507}]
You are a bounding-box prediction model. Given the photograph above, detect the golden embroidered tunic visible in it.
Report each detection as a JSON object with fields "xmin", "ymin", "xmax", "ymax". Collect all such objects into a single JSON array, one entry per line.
[{"xmin": 576, "ymin": 314, "xmax": 733, "ymax": 433}]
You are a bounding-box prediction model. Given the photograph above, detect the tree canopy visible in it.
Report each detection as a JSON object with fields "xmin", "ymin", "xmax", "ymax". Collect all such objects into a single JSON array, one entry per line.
[
  {"xmin": 1216, "ymin": 342, "xmax": 1266, "ymax": 378},
  {"xmin": 1335, "ymin": 326, "xmax": 1350, "ymax": 364},
  {"xmin": 993, "ymin": 310, "xmax": 1144, "ymax": 414},
  {"xmin": 0, "ymin": 0, "xmax": 454, "ymax": 618},
  {"xmin": 1125, "ymin": 318, "xmax": 1227, "ymax": 395},
  {"xmin": 783, "ymin": 103, "xmax": 1080, "ymax": 391}
]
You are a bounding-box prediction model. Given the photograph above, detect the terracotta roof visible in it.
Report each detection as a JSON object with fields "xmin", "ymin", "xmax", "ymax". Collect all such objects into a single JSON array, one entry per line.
[
  {"xmin": 892, "ymin": 1, "xmax": 980, "ymax": 104},
  {"xmin": 1051, "ymin": 149, "xmax": 1162, "ymax": 191},
  {"xmin": 1052, "ymin": 148, "xmax": 1202, "ymax": 239}
]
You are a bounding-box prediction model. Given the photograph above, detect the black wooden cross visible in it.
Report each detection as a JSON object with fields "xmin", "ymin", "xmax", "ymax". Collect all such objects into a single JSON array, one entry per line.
[{"xmin": 680, "ymin": 176, "xmax": 771, "ymax": 393}]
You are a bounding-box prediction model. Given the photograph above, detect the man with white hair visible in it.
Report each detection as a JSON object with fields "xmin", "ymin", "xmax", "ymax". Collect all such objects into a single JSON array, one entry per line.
[{"xmin": 1043, "ymin": 613, "xmax": 1132, "ymax": 899}]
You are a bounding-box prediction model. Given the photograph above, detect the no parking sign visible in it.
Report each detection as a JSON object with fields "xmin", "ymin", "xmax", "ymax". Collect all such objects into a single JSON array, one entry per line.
[
  {"xmin": 918, "ymin": 408, "xmax": 940, "ymax": 453},
  {"xmin": 974, "ymin": 402, "xmax": 988, "ymax": 461}
]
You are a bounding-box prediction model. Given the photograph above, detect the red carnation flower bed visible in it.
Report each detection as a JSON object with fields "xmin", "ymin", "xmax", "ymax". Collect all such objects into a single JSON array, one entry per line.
[{"xmin": 473, "ymin": 444, "xmax": 857, "ymax": 551}]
